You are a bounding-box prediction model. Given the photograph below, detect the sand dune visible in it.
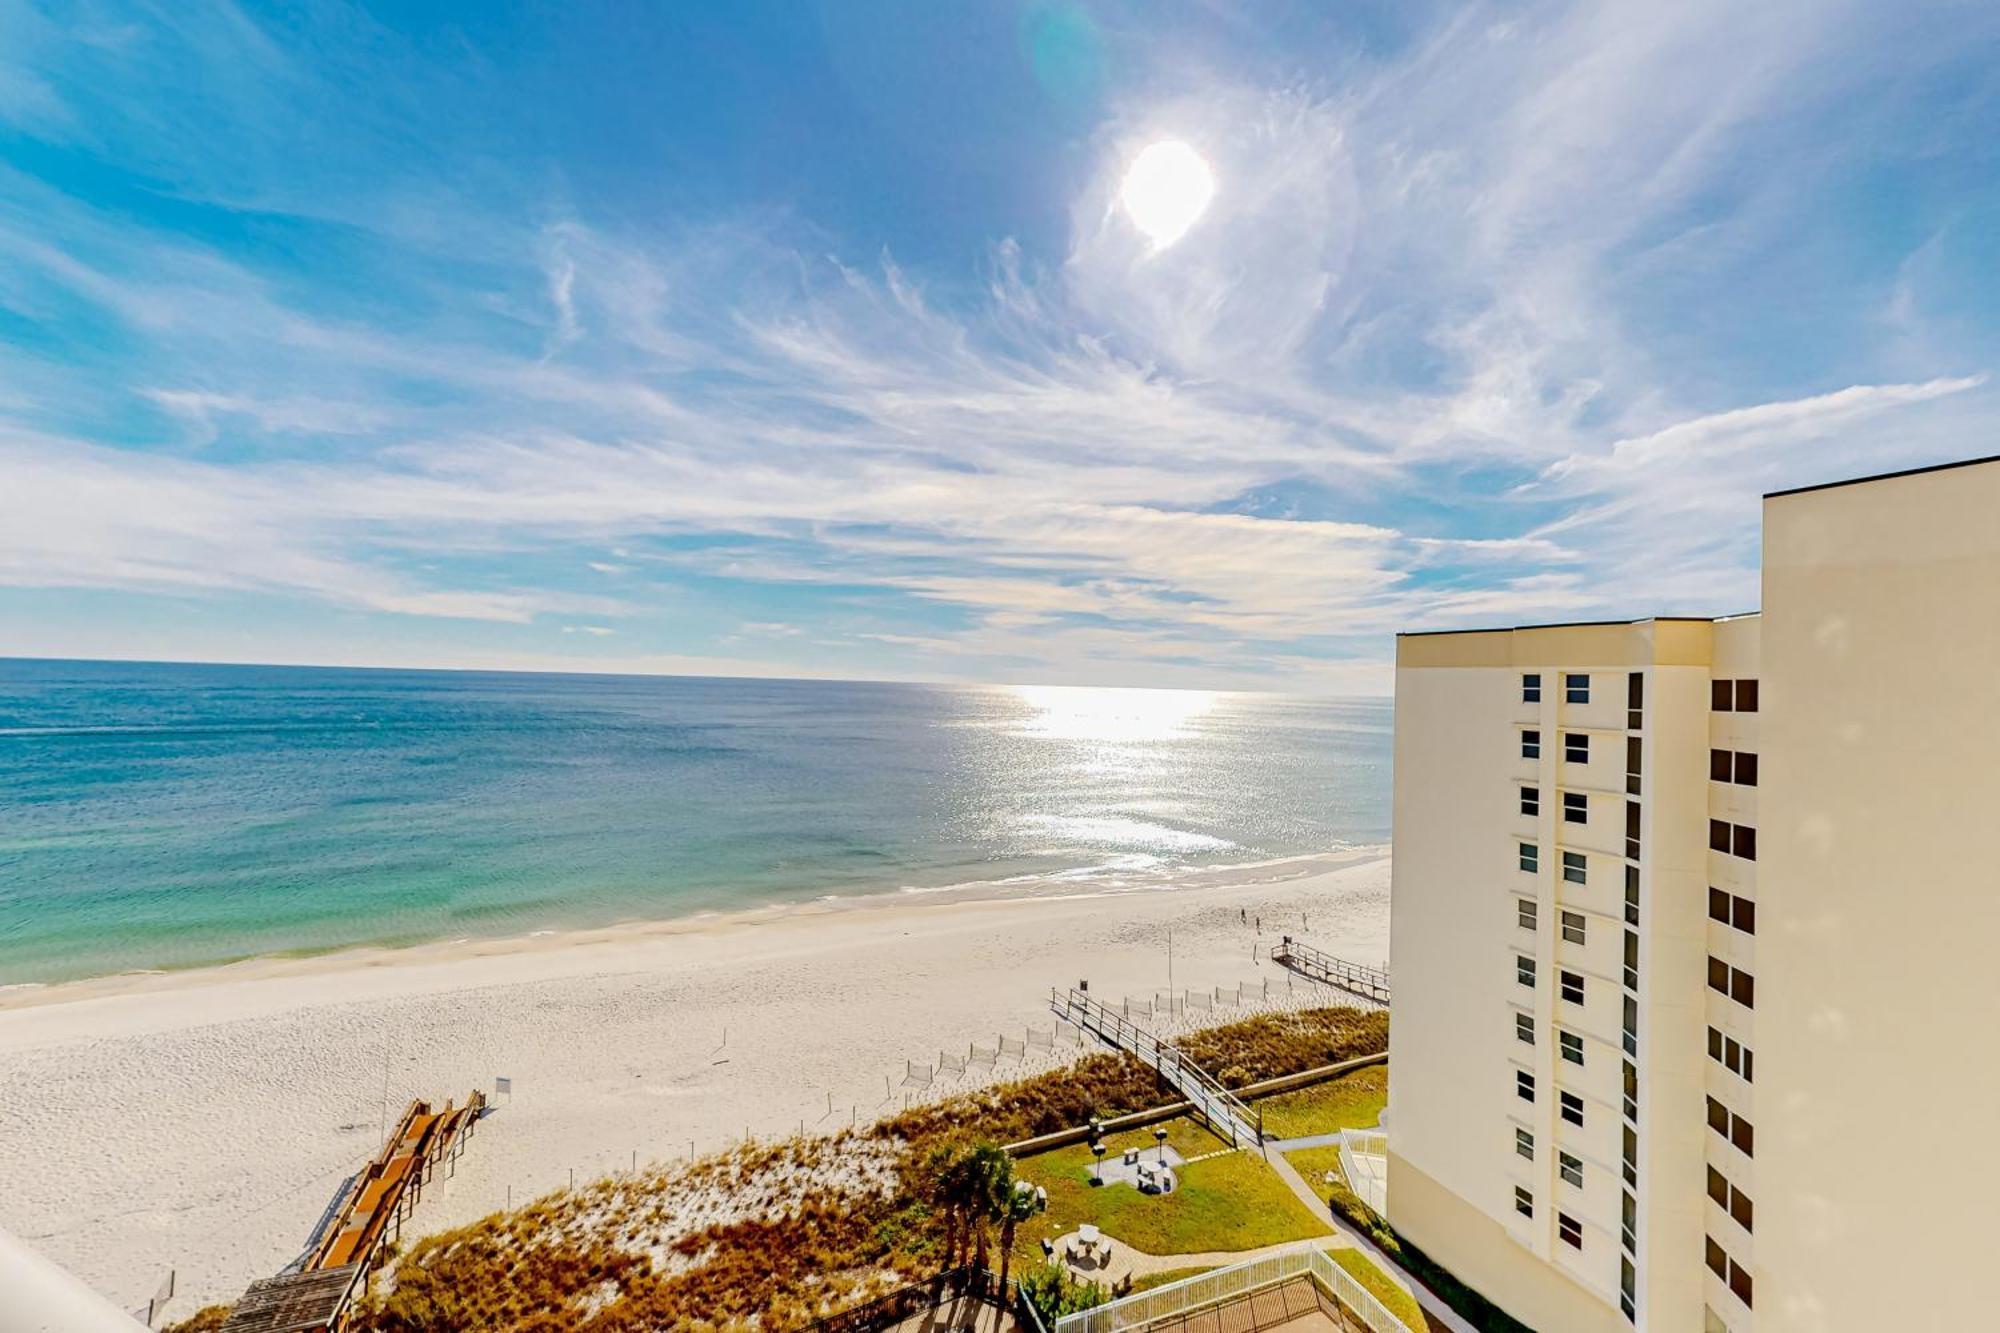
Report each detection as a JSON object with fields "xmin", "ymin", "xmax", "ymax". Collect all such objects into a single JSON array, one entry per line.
[{"xmin": 0, "ymin": 850, "xmax": 1388, "ymax": 1313}]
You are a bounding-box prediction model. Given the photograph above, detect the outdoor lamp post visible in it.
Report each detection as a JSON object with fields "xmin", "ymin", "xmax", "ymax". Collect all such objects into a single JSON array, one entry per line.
[
  {"xmin": 1091, "ymin": 1141, "xmax": 1107, "ymax": 1186},
  {"xmin": 1154, "ymin": 1125, "xmax": 1168, "ymax": 1164}
]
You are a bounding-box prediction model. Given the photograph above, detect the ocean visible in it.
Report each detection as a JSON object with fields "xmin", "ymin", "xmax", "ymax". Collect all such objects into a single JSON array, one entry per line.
[{"xmin": 0, "ymin": 659, "xmax": 1390, "ymax": 985}]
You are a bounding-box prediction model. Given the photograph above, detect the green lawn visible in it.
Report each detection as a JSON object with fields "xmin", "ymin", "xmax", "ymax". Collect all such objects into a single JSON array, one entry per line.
[
  {"xmin": 1012, "ymin": 1115, "xmax": 1333, "ymax": 1266},
  {"xmin": 1327, "ymin": 1246, "xmax": 1426, "ymax": 1329},
  {"xmin": 1283, "ymin": 1144, "xmax": 1349, "ymax": 1192},
  {"xmin": 1255, "ymin": 1065, "xmax": 1388, "ymax": 1140},
  {"xmin": 1128, "ymin": 1265, "xmax": 1217, "ymax": 1294}
]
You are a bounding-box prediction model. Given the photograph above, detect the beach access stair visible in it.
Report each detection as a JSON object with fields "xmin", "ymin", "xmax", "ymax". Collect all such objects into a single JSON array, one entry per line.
[
  {"xmin": 219, "ymin": 1090, "xmax": 485, "ymax": 1333},
  {"xmin": 1269, "ymin": 935, "xmax": 1391, "ymax": 1006},
  {"xmin": 1050, "ymin": 987, "xmax": 1262, "ymax": 1150}
]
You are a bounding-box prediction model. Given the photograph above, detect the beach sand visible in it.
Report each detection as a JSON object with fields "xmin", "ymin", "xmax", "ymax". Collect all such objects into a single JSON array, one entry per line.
[{"xmin": 0, "ymin": 849, "xmax": 1388, "ymax": 1313}]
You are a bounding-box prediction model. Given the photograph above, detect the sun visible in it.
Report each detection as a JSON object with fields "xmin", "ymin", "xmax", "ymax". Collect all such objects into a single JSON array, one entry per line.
[{"xmin": 1118, "ymin": 140, "xmax": 1216, "ymax": 251}]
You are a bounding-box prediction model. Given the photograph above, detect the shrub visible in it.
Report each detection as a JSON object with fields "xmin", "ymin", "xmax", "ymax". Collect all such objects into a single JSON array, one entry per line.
[
  {"xmin": 1323, "ymin": 1178, "xmax": 1531, "ymax": 1333},
  {"xmin": 1019, "ymin": 1260, "xmax": 1109, "ymax": 1319}
]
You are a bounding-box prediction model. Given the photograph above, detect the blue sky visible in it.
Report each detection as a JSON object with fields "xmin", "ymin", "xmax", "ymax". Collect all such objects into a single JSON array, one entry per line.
[{"xmin": 2, "ymin": 1, "xmax": 1997, "ymax": 692}]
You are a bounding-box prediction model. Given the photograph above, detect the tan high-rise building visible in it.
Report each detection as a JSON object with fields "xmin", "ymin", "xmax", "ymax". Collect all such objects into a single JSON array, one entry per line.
[{"xmin": 1384, "ymin": 454, "xmax": 2000, "ymax": 1332}]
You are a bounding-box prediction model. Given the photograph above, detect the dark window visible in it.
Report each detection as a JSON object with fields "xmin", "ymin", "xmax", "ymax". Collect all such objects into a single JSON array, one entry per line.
[
  {"xmin": 1517, "ymin": 1070, "xmax": 1535, "ymax": 1101},
  {"xmin": 1522, "ymin": 786, "xmax": 1540, "ymax": 817},
  {"xmin": 1710, "ymin": 886, "xmax": 1730, "ymax": 924},
  {"xmin": 1622, "ymin": 995, "xmax": 1638, "ymax": 1056},
  {"xmin": 1518, "ymin": 897, "xmax": 1538, "ymax": 930},
  {"xmin": 1523, "ymin": 673, "xmax": 1542, "ymax": 703},
  {"xmin": 1627, "ymin": 672, "xmax": 1643, "ymax": 709},
  {"xmin": 1733, "ymin": 825, "xmax": 1757, "ymax": 861},
  {"xmin": 1522, "ymin": 729, "xmax": 1541, "ymax": 760},
  {"xmin": 1559, "ymin": 1151, "xmax": 1583, "ymax": 1187},
  {"xmin": 1563, "ymin": 851, "xmax": 1587, "ymax": 885},
  {"xmin": 1560, "ymin": 970, "xmax": 1585, "ymax": 1005},
  {"xmin": 1566, "ymin": 673, "xmax": 1590, "ymax": 704},
  {"xmin": 1707, "ymin": 1095, "xmax": 1730, "ymax": 1136},
  {"xmin": 1517, "ymin": 955, "xmax": 1536, "ymax": 987},
  {"xmin": 1520, "ymin": 842, "xmax": 1539, "ymax": 873},
  {"xmin": 1558, "ymin": 1212, "xmax": 1582, "ymax": 1248},
  {"xmin": 1625, "ymin": 800, "xmax": 1641, "ymax": 860},
  {"xmin": 1732, "ymin": 1115, "xmax": 1754, "ymax": 1157},
  {"xmin": 1516, "ymin": 1127, "xmax": 1534, "ymax": 1160},
  {"xmin": 1736, "ymin": 751, "xmax": 1758, "ymax": 786},
  {"xmin": 1624, "ymin": 865, "xmax": 1640, "ymax": 926},
  {"xmin": 1622, "ymin": 1124, "xmax": 1637, "ymax": 1186},
  {"xmin": 1736, "ymin": 680, "xmax": 1759, "ymax": 712},
  {"xmin": 1730, "ymin": 1263, "xmax": 1754, "ymax": 1308},
  {"xmin": 1712, "ymin": 679, "xmax": 1733, "ymax": 712},
  {"xmin": 1734, "ymin": 897, "xmax": 1756, "ymax": 935},
  {"xmin": 1711, "ymin": 748, "xmax": 1732, "ymax": 782},
  {"xmin": 1515, "ymin": 1185, "xmax": 1534, "ymax": 1218},
  {"xmin": 1623, "ymin": 930, "xmax": 1639, "ymax": 989},
  {"xmin": 1709, "ymin": 956, "xmax": 1729, "ymax": 994},
  {"xmin": 1625, "ymin": 736, "xmax": 1642, "ymax": 793},
  {"xmin": 1564, "ymin": 791, "xmax": 1589, "ymax": 824},
  {"xmin": 1707, "ymin": 1165, "xmax": 1729, "ymax": 1208},
  {"xmin": 1706, "ymin": 1235, "xmax": 1728, "ymax": 1279},
  {"xmin": 1560, "ymin": 1030, "xmax": 1584, "ymax": 1065},
  {"xmin": 1732, "ymin": 967, "xmax": 1755, "ymax": 1008},
  {"xmin": 1516, "ymin": 1012, "xmax": 1534, "ymax": 1044},
  {"xmin": 1731, "ymin": 1188, "xmax": 1753, "ymax": 1232},
  {"xmin": 1710, "ymin": 819, "xmax": 1730, "ymax": 852},
  {"xmin": 1565, "ymin": 733, "xmax": 1589, "ymax": 764},
  {"xmin": 1562, "ymin": 909, "xmax": 1586, "ymax": 944},
  {"xmin": 1560, "ymin": 1091, "xmax": 1584, "ymax": 1127},
  {"xmin": 1621, "ymin": 1258, "xmax": 1636, "ymax": 1320}
]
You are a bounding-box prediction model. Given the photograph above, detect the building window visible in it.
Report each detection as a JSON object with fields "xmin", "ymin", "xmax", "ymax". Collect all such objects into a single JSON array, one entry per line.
[
  {"xmin": 1707, "ymin": 748, "xmax": 1761, "ymax": 787},
  {"xmin": 1622, "ymin": 1258, "xmax": 1637, "ymax": 1321},
  {"xmin": 1623, "ymin": 930, "xmax": 1639, "ymax": 989},
  {"xmin": 1566, "ymin": 673, "xmax": 1590, "ymax": 704},
  {"xmin": 1560, "ymin": 970, "xmax": 1585, "ymax": 1005},
  {"xmin": 1562, "ymin": 851, "xmax": 1587, "ymax": 885},
  {"xmin": 1710, "ymin": 748, "xmax": 1732, "ymax": 782},
  {"xmin": 1563, "ymin": 791, "xmax": 1588, "ymax": 824},
  {"xmin": 1624, "ymin": 865, "xmax": 1640, "ymax": 926},
  {"xmin": 1517, "ymin": 1070, "xmax": 1536, "ymax": 1102},
  {"xmin": 1625, "ymin": 799, "xmax": 1641, "ymax": 860},
  {"xmin": 1558, "ymin": 1212, "xmax": 1583, "ymax": 1248},
  {"xmin": 1622, "ymin": 1191, "xmax": 1638, "ymax": 1253},
  {"xmin": 1710, "ymin": 819, "xmax": 1757, "ymax": 861},
  {"xmin": 1565, "ymin": 732, "xmax": 1589, "ymax": 764},
  {"xmin": 1709, "ymin": 1025, "xmax": 1754, "ymax": 1083},
  {"xmin": 1516, "ymin": 1012, "xmax": 1535, "ymax": 1044},
  {"xmin": 1560, "ymin": 1091, "xmax": 1584, "ymax": 1127},
  {"xmin": 1516, "ymin": 1127, "xmax": 1535, "ymax": 1160},
  {"xmin": 1522, "ymin": 787, "xmax": 1541, "ymax": 817},
  {"xmin": 1709, "ymin": 888, "xmax": 1756, "ymax": 935},
  {"xmin": 1735, "ymin": 751, "xmax": 1758, "ymax": 786},
  {"xmin": 1712, "ymin": 679, "xmax": 1760, "ymax": 712},
  {"xmin": 1518, "ymin": 897, "xmax": 1538, "ymax": 930},
  {"xmin": 1560, "ymin": 1030, "xmax": 1584, "ymax": 1066},
  {"xmin": 1520, "ymin": 841, "xmax": 1539, "ymax": 873},
  {"xmin": 1517, "ymin": 955, "xmax": 1537, "ymax": 988},
  {"xmin": 1707, "ymin": 1165, "xmax": 1754, "ymax": 1233},
  {"xmin": 1561, "ymin": 909, "xmax": 1586, "ymax": 944},
  {"xmin": 1622, "ymin": 995, "xmax": 1638, "ymax": 1056},
  {"xmin": 1622, "ymin": 1059, "xmax": 1638, "ymax": 1123},
  {"xmin": 1707, "ymin": 1095, "xmax": 1755, "ymax": 1158},
  {"xmin": 1625, "ymin": 735, "xmax": 1642, "ymax": 794},
  {"xmin": 1627, "ymin": 671, "xmax": 1643, "ymax": 730},
  {"xmin": 1523, "ymin": 673, "xmax": 1543, "ymax": 703},
  {"xmin": 1706, "ymin": 1235, "xmax": 1728, "ymax": 1279},
  {"xmin": 1559, "ymin": 1150, "xmax": 1583, "ymax": 1187},
  {"xmin": 1708, "ymin": 957, "xmax": 1755, "ymax": 1008},
  {"xmin": 1515, "ymin": 1186, "xmax": 1534, "ymax": 1218},
  {"xmin": 1523, "ymin": 729, "xmax": 1541, "ymax": 760},
  {"xmin": 1623, "ymin": 1124, "xmax": 1637, "ymax": 1186}
]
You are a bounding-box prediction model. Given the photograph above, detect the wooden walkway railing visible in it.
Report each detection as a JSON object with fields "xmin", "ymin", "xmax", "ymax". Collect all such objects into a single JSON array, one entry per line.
[
  {"xmin": 1050, "ymin": 988, "xmax": 1262, "ymax": 1150},
  {"xmin": 1269, "ymin": 937, "xmax": 1390, "ymax": 1007}
]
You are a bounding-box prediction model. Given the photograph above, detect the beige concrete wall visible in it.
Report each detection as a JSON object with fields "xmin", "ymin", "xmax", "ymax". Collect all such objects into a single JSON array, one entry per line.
[
  {"xmin": 1759, "ymin": 465, "xmax": 2000, "ymax": 1330},
  {"xmin": 1387, "ymin": 1150, "xmax": 1629, "ymax": 1333}
]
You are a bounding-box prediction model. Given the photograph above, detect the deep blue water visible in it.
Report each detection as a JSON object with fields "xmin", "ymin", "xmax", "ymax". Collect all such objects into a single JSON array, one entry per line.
[{"xmin": 0, "ymin": 659, "xmax": 1390, "ymax": 984}]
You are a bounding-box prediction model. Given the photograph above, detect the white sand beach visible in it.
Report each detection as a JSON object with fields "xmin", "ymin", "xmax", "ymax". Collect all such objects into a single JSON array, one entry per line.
[{"xmin": 0, "ymin": 849, "xmax": 1388, "ymax": 1313}]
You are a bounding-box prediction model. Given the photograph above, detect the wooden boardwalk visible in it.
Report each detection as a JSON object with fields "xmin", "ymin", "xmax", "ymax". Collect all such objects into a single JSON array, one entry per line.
[
  {"xmin": 219, "ymin": 1090, "xmax": 486, "ymax": 1333},
  {"xmin": 1050, "ymin": 988, "xmax": 1262, "ymax": 1149},
  {"xmin": 1267, "ymin": 939, "xmax": 1390, "ymax": 1008}
]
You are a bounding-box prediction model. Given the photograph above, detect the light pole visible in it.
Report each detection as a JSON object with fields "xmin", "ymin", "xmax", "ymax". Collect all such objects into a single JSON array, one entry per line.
[
  {"xmin": 1091, "ymin": 1141, "xmax": 1107, "ymax": 1186},
  {"xmin": 1154, "ymin": 1125, "xmax": 1168, "ymax": 1165}
]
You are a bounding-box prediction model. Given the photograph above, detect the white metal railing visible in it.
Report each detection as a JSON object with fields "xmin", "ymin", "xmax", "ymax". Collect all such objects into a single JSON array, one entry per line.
[
  {"xmin": 1050, "ymin": 989, "xmax": 1261, "ymax": 1148},
  {"xmin": 1269, "ymin": 937, "xmax": 1391, "ymax": 1006},
  {"xmin": 1051, "ymin": 1244, "xmax": 1417, "ymax": 1333},
  {"xmin": 1337, "ymin": 1130, "xmax": 1390, "ymax": 1215}
]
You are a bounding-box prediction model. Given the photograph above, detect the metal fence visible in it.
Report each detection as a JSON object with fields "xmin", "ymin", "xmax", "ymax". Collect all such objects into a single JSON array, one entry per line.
[{"xmin": 1051, "ymin": 1245, "xmax": 1416, "ymax": 1333}]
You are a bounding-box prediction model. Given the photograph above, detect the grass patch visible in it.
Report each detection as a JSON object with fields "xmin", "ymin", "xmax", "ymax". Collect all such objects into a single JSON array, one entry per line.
[
  {"xmin": 1327, "ymin": 1246, "xmax": 1425, "ymax": 1329},
  {"xmin": 1256, "ymin": 1065, "xmax": 1387, "ymax": 1140},
  {"xmin": 1283, "ymin": 1144, "xmax": 1349, "ymax": 1188},
  {"xmin": 1012, "ymin": 1116, "xmax": 1331, "ymax": 1267},
  {"xmin": 1129, "ymin": 1264, "xmax": 1218, "ymax": 1293}
]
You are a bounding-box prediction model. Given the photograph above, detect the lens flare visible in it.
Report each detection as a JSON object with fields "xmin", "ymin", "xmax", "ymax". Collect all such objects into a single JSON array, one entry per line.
[{"xmin": 1119, "ymin": 140, "xmax": 1216, "ymax": 250}]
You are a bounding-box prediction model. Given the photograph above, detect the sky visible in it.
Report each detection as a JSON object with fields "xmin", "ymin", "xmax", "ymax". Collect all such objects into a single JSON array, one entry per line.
[{"xmin": 1, "ymin": 1, "xmax": 1997, "ymax": 693}]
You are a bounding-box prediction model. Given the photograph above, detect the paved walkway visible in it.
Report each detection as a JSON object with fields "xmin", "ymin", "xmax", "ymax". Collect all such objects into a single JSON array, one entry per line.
[
  {"xmin": 1051, "ymin": 1228, "xmax": 1329, "ymax": 1288},
  {"xmin": 1264, "ymin": 1149, "xmax": 1475, "ymax": 1333}
]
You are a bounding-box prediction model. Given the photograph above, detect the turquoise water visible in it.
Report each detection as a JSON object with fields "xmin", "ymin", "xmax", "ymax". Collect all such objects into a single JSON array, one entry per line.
[{"xmin": 0, "ymin": 659, "xmax": 1390, "ymax": 984}]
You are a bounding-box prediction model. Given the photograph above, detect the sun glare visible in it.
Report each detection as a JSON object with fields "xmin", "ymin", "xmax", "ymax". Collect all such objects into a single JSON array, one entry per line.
[
  {"xmin": 1118, "ymin": 140, "xmax": 1216, "ymax": 250},
  {"xmin": 1011, "ymin": 684, "xmax": 1221, "ymax": 743}
]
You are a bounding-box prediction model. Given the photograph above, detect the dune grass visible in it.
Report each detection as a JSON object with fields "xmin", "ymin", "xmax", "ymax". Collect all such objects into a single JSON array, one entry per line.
[{"xmin": 1255, "ymin": 1064, "xmax": 1387, "ymax": 1140}]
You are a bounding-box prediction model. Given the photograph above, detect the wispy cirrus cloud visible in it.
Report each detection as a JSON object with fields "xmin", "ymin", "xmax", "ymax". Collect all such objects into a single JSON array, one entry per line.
[{"xmin": 0, "ymin": 0, "xmax": 1994, "ymax": 689}]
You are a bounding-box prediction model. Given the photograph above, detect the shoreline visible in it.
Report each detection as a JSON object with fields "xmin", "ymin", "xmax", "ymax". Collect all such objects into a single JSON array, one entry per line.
[
  {"xmin": 0, "ymin": 850, "xmax": 1391, "ymax": 1311},
  {"xmin": 0, "ymin": 844, "xmax": 1383, "ymax": 1014}
]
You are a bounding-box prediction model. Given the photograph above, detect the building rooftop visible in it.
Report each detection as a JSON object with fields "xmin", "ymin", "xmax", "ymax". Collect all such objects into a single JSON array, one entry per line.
[{"xmin": 1765, "ymin": 450, "xmax": 2000, "ymax": 499}]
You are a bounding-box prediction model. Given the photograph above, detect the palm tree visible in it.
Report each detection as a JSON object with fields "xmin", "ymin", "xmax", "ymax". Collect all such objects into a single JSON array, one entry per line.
[
  {"xmin": 961, "ymin": 1143, "xmax": 1013, "ymax": 1275},
  {"xmin": 995, "ymin": 1178, "xmax": 1040, "ymax": 1295}
]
